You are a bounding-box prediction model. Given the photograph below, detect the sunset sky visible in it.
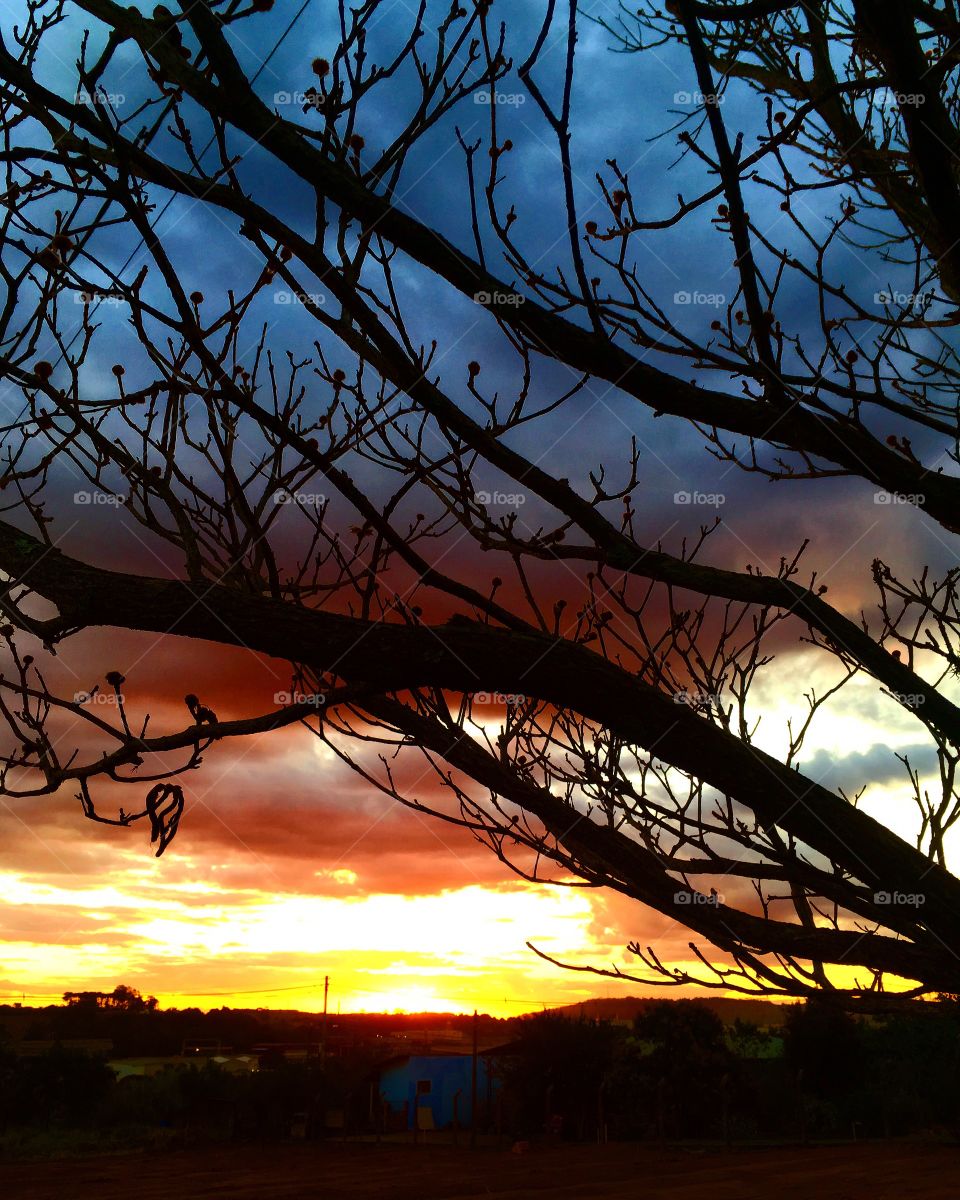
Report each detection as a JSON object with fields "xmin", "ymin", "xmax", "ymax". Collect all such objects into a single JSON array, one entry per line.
[
  {"xmin": 1, "ymin": 0, "xmax": 955, "ymax": 1015},
  {"xmin": 0, "ymin": 627, "xmax": 944, "ymax": 1014}
]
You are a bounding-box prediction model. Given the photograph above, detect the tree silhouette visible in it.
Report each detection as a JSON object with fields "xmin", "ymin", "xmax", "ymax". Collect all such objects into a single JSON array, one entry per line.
[
  {"xmin": 0, "ymin": 0, "xmax": 959, "ymax": 999},
  {"xmin": 62, "ymin": 985, "xmax": 159, "ymax": 1012}
]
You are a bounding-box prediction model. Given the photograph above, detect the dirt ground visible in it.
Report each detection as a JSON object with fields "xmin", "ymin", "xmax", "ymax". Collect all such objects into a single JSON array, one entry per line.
[{"xmin": 1, "ymin": 1140, "xmax": 957, "ymax": 1200}]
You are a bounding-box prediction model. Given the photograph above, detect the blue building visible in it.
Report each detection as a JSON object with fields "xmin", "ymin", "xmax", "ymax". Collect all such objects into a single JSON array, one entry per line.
[{"xmin": 377, "ymin": 1053, "xmax": 502, "ymax": 1130}]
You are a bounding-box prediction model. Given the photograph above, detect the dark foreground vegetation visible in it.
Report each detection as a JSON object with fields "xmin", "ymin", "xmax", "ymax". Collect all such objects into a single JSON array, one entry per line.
[
  {"xmin": 504, "ymin": 999, "xmax": 960, "ymax": 1144},
  {"xmin": 2, "ymin": 995, "xmax": 960, "ymax": 1159}
]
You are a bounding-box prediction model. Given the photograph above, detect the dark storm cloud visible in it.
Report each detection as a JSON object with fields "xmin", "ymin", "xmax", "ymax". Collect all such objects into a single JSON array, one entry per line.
[
  {"xmin": 17, "ymin": 0, "xmax": 948, "ymax": 589},
  {"xmin": 800, "ymin": 742, "xmax": 938, "ymax": 798}
]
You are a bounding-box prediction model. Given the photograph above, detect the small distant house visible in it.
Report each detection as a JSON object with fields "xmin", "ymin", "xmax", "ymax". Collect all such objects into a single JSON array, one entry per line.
[
  {"xmin": 108, "ymin": 1055, "xmax": 184, "ymax": 1080},
  {"xmin": 251, "ymin": 1041, "xmax": 322, "ymax": 1068},
  {"xmin": 377, "ymin": 1051, "xmax": 505, "ymax": 1131}
]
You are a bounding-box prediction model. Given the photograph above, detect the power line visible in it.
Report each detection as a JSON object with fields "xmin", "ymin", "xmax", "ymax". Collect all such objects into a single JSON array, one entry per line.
[
  {"xmin": 0, "ymin": 984, "xmax": 584, "ymax": 1007},
  {"xmin": 164, "ymin": 980, "xmax": 323, "ymax": 998},
  {"xmin": 149, "ymin": 989, "xmax": 584, "ymax": 1007},
  {"xmin": 0, "ymin": 992, "xmax": 61, "ymax": 1000}
]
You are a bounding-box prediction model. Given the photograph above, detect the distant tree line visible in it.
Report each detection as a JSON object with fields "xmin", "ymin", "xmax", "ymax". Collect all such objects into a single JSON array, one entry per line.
[
  {"xmin": 62, "ymin": 985, "xmax": 158, "ymax": 1013},
  {"xmin": 0, "ymin": 990, "xmax": 508, "ymax": 1058}
]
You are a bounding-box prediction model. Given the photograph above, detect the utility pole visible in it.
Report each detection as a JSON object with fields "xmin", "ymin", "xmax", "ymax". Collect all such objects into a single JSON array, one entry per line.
[{"xmin": 321, "ymin": 975, "xmax": 329, "ymax": 1060}]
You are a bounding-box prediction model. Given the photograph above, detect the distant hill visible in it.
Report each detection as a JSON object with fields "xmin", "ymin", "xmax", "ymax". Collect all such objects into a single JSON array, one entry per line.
[{"xmin": 549, "ymin": 995, "xmax": 791, "ymax": 1028}]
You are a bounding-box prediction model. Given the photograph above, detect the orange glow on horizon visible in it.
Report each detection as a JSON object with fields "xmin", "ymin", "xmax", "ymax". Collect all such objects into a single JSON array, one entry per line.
[{"xmin": 0, "ymin": 869, "xmax": 650, "ymax": 1018}]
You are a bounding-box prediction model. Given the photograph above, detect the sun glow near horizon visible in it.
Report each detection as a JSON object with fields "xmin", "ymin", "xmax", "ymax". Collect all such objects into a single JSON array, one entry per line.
[
  {"xmin": 0, "ymin": 686, "xmax": 945, "ymax": 1015},
  {"xmin": 0, "ymin": 869, "xmax": 638, "ymax": 1017}
]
